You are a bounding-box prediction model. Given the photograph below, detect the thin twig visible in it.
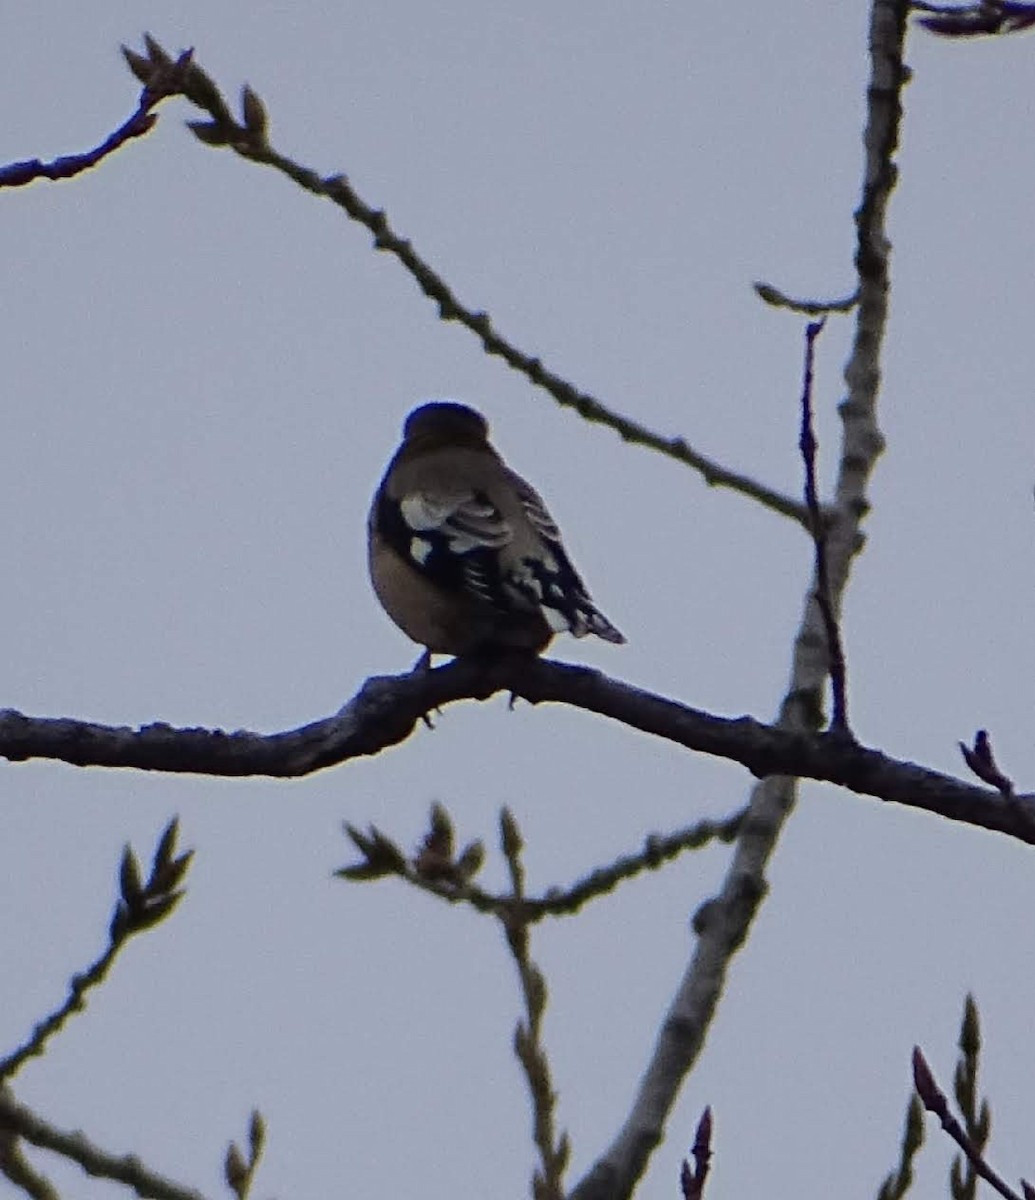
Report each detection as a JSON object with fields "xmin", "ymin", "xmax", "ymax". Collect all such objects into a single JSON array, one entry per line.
[
  {"xmin": 679, "ymin": 1108, "xmax": 713, "ymax": 1200},
  {"xmin": 498, "ymin": 811, "xmax": 569, "ymax": 1200},
  {"xmin": 0, "ymin": 820, "xmax": 191, "ymax": 1083},
  {"xmin": 0, "ymin": 1088, "xmax": 209, "ymax": 1200},
  {"xmin": 754, "ymin": 281, "xmax": 859, "ymax": 314},
  {"xmin": 914, "ymin": 0, "xmax": 1035, "ymax": 36},
  {"xmin": 0, "ymin": 45, "xmax": 192, "ymax": 189},
  {"xmin": 0, "ymin": 1126, "xmax": 61, "ymax": 1200},
  {"xmin": 875, "ymin": 1094, "xmax": 924, "ymax": 1200},
  {"xmin": 224, "ymin": 1112, "xmax": 265, "ymax": 1200},
  {"xmin": 120, "ymin": 36, "xmax": 811, "ymax": 528},
  {"xmin": 798, "ymin": 317, "xmax": 851, "ymax": 734},
  {"xmin": 339, "ymin": 807, "xmax": 744, "ymax": 919},
  {"xmin": 912, "ymin": 1047, "xmax": 1024, "ymax": 1200},
  {"xmin": 959, "ymin": 730, "xmax": 1014, "ymax": 798},
  {"xmin": 0, "ymin": 940, "xmax": 122, "ymax": 1084}
]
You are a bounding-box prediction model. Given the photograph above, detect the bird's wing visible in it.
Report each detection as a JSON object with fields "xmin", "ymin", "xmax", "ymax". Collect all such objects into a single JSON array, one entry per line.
[
  {"xmin": 399, "ymin": 487, "xmax": 511, "ymax": 554},
  {"xmin": 378, "ymin": 471, "xmax": 625, "ymax": 641},
  {"xmin": 505, "ymin": 470, "xmax": 626, "ymax": 643},
  {"xmin": 378, "ymin": 483, "xmax": 536, "ymax": 613},
  {"xmin": 508, "ymin": 474, "xmax": 562, "ymax": 543}
]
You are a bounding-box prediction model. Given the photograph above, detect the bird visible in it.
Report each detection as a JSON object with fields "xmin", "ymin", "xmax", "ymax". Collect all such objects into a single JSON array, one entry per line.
[{"xmin": 368, "ymin": 401, "xmax": 625, "ymax": 661}]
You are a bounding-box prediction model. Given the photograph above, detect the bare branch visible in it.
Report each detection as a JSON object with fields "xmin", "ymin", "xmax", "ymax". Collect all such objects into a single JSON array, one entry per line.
[
  {"xmin": 0, "ymin": 1088, "xmax": 209, "ymax": 1200},
  {"xmin": 0, "ymin": 820, "xmax": 192, "ymax": 1083},
  {"xmin": 959, "ymin": 730, "xmax": 1014, "ymax": 798},
  {"xmin": 0, "ymin": 1126, "xmax": 60, "ymax": 1200},
  {"xmin": 952, "ymin": 995, "xmax": 987, "ymax": 1200},
  {"xmin": 914, "ymin": 0, "xmax": 1035, "ymax": 37},
  {"xmin": 875, "ymin": 1094, "xmax": 924, "ymax": 1200},
  {"xmin": 340, "ymin": 805, "xmax": 743, "ymax": 920},
  {"xmin": 754, "ymin": 281, "xmax": 859, "ymax": 314},
  {"xmin": 679, "ymin": 1108, "xmax": 713, "ymax": 1200},
  {"xmin": 498, "ymin": 813, "xmax": 569, "ymax": 1200},
  {"xmin": 798, "ymin": 318, "xmax": 851, "ymax": 734},
  {"xmin": 570, "ymin": 0, "xmax": 901, "ymax": 1192},
  {"xmin": 224, "ymin": 1111, "xmax": 265, "ymax": 1200},
  {"xmin": 912, "ymin": 1046, "xmax": 1023, "ymax": 1200},
  {"xmin": 0, "ymin": 659, "xmax": 1029, "ymax": 841},
  {"xmin": 0, "ymin": 48, "xmax": 192, "ymax": 189},
  {"xmin": 120, "ymin": 35, "xmax": 810, "ymax": 528}
]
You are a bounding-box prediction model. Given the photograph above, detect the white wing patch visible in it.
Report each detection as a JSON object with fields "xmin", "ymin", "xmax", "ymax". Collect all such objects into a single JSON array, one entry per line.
[
  {"xmin": 409, "ymin": 536, "xmax": 434, "ymax": 565},
  {"xmin": 400, "ymin": 490, "xmax": 511, "ymax": 554},
  {"xmin": 401, "ymin": 493, "xmax": 456, "ymax": 530}
]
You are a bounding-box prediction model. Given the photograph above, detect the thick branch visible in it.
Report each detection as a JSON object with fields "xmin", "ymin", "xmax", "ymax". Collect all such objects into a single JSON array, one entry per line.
[
  {"xmin": 0, "ymin": 658, "xmax": 1029, "ymax": 843},
  {"xmin": 571, "ymin": 0, "xmax": 905, "ymax": 1194}
]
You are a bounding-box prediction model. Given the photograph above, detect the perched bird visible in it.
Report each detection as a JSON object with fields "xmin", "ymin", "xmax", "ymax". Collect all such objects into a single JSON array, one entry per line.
[{"xmin": 368, "ymin": 402, "xmax": 625, "ymax": 659}]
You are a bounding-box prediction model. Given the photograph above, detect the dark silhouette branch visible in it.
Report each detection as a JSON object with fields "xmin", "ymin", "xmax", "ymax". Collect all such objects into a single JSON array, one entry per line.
[
  {"xmin": 959, "ymin": 729, "xmax": 1014, "ymax": 798},
  {"xmin": 0, "ymin": 819, "xmax": 191, "ymax": 1084},
  {"xmin": 345, "ymin": 806, "xmax": 575, "ymax": 1195},
  {"xmin": 340, "ymin": 804, "xmax": 744, "ymax": 920},
  {"xmin": 119, "ymin": 35, "xmax": 810, "ymax": 530},
  {"xmin": 0, "ymin": 1088, "xmax": 209, "ymax": 1200},
  {"xmin": 0, "ymin": 1125, "xmax": 60, "ymax": 1200},
  {"xmin": 1, "ymin": 655, "xmax": 1031, "ymax": 844},
  {"xmin": 224, "ymin": 1112, "xmax": 265, "ymax": 1200},
  {"xmin": 679, "ymin": 1108, "xmax": 713, "ymax": 1200},
  {"xmin": 498, "ymin": 811, "xmax": 570, "ymax": 1200},
  {"xmin": 571, "ymin": 0, "xmax": 903, "ymax": 1192},
  {"xmin": 912, "ymin": 1044, "xmax": 1028, "ymax": 1200},
  {"xmin": 913, "ymin": 0, "xmax": 1035, "ymax": 36},
  {"xmin": 798, "ymin": 318, "xmax": 851, "ymax": 734},
  {"xmin": 754, "ymin": 281, "xmax": 859, "ymax": 314},
  {"xmin": 875, "ymin": 1093, "xmax": 924, "ymax": 1200},
  {"xmin": 0, "ymin": 40, "xmax": 192, "ymax": 189}
]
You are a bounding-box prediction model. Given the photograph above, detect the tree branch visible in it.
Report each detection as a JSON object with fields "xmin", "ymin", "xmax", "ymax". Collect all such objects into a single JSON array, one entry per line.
[
  {"xmin": 912, "ymin": 1045, "xmax": 1026, "ymax": 1200},
  {"xmin": 0, "ymin": 655, "xmax": 1030, "ymax": 843},
  {"xmin": 570, "ymin": 0, "xmax": 903, "ymax": 1193},
  {"xmin": 0, "ymin": 1126, "xmax": 60, "ymax": 1200},
  {"xmin": 798, "ymin": 318, "xmax": 851, "ymax": 734},
  {"xmin": 913, "ymin": 0, "xmax": 1035, "ymax": 37},
  {"xmin": 340, "ymin": 804, "xmax": 744, "ymax": 920},
  {"xmin": 498, "ymin": 811, "xmax": 570, "ymax": 1200},
  {"xmin": 754, "ymin": 280, "xmax": 859, "ymax": 314},
  {"xmin": 120, "ymin": 36, "xmax": 810, "ymax": 529},
  {"xmin": 0, "ymin": 820, "xmax": 192, "ymax": 1084},
  {"xmin": 679, "ymin": 1108, "xmax": 713, "ymax": 1200},
  {"xmin": 0, "ymin": 40, "xmax": 192, "ymax": 189},
  {"xmin": 0, "ymin": 1088, "xmax": 209, "ymax": 1200}
]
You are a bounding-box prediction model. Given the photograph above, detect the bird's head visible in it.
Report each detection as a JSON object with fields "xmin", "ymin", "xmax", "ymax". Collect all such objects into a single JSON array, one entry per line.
[{"xmin": 402, "ymin": 401, "xmax": 490, "ymax": 449}]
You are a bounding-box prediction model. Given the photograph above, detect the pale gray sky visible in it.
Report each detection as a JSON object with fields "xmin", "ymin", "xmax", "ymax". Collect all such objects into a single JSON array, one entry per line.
[{"xmin": 2, "ymin": 5, "xmax": 1034, "ymax": 1198}]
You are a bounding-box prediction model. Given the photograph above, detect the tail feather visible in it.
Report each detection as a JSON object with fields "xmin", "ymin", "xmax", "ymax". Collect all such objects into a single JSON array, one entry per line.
[{"xmin": 570, "ymin": 604, "xmax": 625, "ymax": 644}]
